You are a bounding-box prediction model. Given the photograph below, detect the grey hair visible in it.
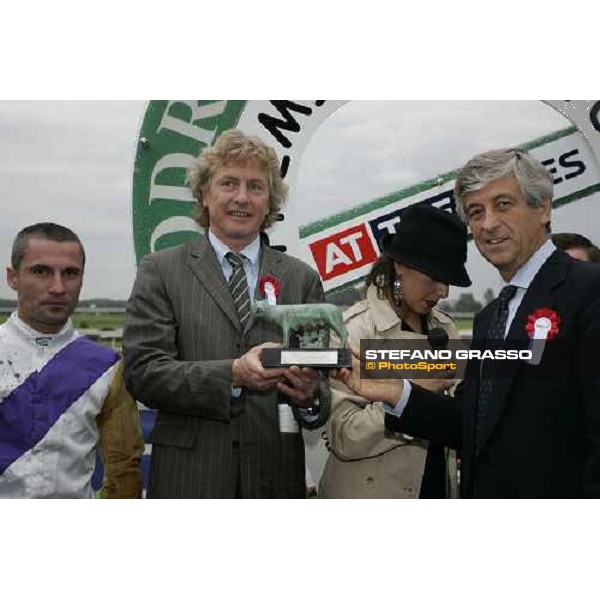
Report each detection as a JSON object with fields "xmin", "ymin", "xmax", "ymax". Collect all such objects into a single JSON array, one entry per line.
[{"xmin": 454, "ymin": 148, "xmax": 554, "ymax": 222}]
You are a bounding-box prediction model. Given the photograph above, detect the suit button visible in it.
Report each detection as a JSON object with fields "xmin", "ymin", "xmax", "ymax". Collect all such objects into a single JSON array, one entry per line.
[{"xmin": 366, "ymin": 476, "xmax": 374, "ymax": 487}]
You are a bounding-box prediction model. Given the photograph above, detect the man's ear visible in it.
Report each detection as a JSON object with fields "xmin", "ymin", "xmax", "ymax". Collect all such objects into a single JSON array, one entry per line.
[
  {"xmin": 6, "ymin": 266, "xmax": 18, "ymax": 290},
  {"xmin": 540, "ymin": 197, "xmax": 552, "ymax": 228}
]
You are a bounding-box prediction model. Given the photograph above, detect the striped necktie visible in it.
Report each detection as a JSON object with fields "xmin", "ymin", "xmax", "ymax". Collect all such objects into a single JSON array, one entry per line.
[
  {"xmin": 225, "ymin": 252, "xmax": 252, "ymax": 328},
  {"xmin": 476, "ymin": 284, "xmax": 518, "ymax": 451}
]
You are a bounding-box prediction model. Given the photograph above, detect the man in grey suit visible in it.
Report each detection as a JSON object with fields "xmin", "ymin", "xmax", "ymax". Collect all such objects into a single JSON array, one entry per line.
[{"xmin": 123, "ymin": 129, "xmax": 330, "ymax": 498}]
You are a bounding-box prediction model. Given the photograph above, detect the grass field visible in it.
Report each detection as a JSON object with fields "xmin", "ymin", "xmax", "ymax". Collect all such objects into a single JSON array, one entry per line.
[
  {"xmin": 1, "ymin": 312, "xmax": 474, "ymax": 334},
  {"xmin": 0, "ymin": 312, "xmax": 125, "ymax": 329},
  {"xmin": 71, "ymin": 313, "xmax": 125, "ymax": 330},
  {"xmin": 455, "ymin": 319, "xmax": 474, "ymax": 332}
]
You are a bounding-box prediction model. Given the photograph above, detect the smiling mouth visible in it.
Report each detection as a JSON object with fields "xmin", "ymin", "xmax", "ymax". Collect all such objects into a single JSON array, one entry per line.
[
  {"xmin": 485, "ymin": 238, "xmax": 509, "ymax": 246},
  {"xmin": 228, "ymin": 210, "xmax": 251, "ymax": 218}
]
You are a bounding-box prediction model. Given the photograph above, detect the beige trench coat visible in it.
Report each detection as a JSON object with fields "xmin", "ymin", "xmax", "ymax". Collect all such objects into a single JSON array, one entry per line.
[{"xmin": 319, "ymin": 285, "xmax": 460, "ymax": 499}]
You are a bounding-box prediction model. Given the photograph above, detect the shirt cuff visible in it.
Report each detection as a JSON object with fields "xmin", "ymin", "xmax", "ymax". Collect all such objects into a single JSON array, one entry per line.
[
  {"xmin": 231, "ymin": 386, "xmax": 243, "ymax": 399},
  {"xmin": 383, "ymin": 379, "xmax": 411, "ymax": 417}
]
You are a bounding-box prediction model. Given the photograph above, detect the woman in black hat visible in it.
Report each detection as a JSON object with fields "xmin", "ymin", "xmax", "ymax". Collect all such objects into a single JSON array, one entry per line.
[{"xmin": 319, "ymin": 203, "xmax": 471, "ymax": 499}]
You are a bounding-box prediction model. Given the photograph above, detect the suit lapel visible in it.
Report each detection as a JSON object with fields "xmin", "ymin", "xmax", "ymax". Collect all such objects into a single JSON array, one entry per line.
[
  {"xmin": 186, "ymin": 236, "xmax": 242, "ymax": 334},
  {"xmin": 244, "ymin": 244, "xmax": 286, "ymax": 334},
  {"xmin": 477, "ymin": 251, "xmax": 569, "ymax": 452},
  {"xmin": 255, "ymin": 244, "xmax": 286, "ymax": 299}
]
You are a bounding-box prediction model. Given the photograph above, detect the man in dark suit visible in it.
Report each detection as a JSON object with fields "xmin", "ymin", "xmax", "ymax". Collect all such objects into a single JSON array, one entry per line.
[
  {"xmin": 338, "ymin": 148, "xmax": 600, "ymax": 498},
  {"xmin": 123, "ymin": 130, "xmax": 329, "ymax": 498}
]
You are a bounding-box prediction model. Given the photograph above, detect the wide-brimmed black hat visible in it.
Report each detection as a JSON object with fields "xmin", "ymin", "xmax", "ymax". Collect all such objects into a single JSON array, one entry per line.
[{"xmin": 382, "ymin": 203, "xmax": 471, "ymax": 287}]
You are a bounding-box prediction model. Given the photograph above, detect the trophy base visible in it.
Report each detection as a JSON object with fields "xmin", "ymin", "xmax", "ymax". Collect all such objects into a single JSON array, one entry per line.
[{"xmin": 261, "ymin": 348, "xmax": 352, "ymax": 369}]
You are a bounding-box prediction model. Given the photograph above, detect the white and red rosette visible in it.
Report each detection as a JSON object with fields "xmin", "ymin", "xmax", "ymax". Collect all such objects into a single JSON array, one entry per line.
[
  {"xmin": 259, "ymin": 275, "xmax": 280, "ymax": 306},
  {"xmin": 525, "ymin": 307, "xmax": 561, "ymax": 341}
]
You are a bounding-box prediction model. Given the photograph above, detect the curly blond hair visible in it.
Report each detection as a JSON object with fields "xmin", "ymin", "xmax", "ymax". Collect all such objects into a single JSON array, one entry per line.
[{"xmin": 188, "ymin": 129, "xmax": 288, "ymax": 230}]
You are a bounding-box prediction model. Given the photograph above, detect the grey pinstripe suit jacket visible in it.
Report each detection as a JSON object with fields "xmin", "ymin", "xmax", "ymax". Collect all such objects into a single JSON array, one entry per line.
[{"xmin": 123, "ymin": 236, "xmax": 330, "ymax": 498}]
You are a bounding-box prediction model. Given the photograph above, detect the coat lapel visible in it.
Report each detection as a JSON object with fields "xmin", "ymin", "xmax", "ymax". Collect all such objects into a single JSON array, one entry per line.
[
  {"xmin": 186, "ymin": 236, "xmax": 242, "ymax": 334},
  {"xmin": 244, "ymin": 244, "xmax": 286, "ymax": 335},
  {"xmin": 477, "ymin": 251, "xmax": 569, "ymax": 452}
]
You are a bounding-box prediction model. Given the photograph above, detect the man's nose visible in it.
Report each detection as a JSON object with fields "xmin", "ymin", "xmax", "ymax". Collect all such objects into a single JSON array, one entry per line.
[
  {"xmin": 480, "ymin": 209, "xmax": 500, "ymax": 231},
  {"xmin": 48, "ymin": 274, "xmax": 66, "ymax": 294},
  {"xmin": 234, "ymin": 181, "xmax": 250, "ymax": 202}
]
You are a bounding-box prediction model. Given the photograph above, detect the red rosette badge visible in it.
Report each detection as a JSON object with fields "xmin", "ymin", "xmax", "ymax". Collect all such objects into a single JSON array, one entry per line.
[
  {"xmin": 525, "ymin": 307, "xmax": 561, "ymax": 341},
  {"xmin": 259, "ymin": 276, "xmax": 280, "ymax": 305}
]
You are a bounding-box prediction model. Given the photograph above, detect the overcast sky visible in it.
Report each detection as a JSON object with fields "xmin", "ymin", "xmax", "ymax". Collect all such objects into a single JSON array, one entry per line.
[
  {"xmin": 0, "ymin": 101, "xmax": 145, "ymax": 300},
  {"xmin": 1, "ymin": 100, "xmax": 599, "ymax": 303}
]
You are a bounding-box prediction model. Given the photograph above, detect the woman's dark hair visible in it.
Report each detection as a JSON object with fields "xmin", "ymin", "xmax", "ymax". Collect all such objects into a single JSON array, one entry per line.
[{"xmin": 365, "ymin": 253, "xmax": 396, "ymax": 301}]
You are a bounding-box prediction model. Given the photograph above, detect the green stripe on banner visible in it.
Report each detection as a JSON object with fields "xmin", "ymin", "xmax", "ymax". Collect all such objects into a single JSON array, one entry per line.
[{"xmin": 553, "ymin": 183, "xmax": 600, "ymax": 209}]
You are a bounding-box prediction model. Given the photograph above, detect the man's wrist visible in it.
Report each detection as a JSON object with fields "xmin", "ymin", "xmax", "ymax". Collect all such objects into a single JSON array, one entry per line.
[
  {"xmin": 231, "ymin": 359, "xmax": 240, "ymax": 388},
  {"xmin": 230, "ymin": 360, "xmax": 244, "ymax": 399},
  {"xmin": 304, "ymin": 397, "xmax": 320, "ymax": 415},
  {"xmin": 383, "ymin": 379, "xmax": 411, "ymax": 417}
]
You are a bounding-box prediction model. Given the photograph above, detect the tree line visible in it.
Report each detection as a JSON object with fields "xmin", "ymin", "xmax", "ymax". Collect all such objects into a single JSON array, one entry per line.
[{"xmin": 0, "ymin": 298, "xmax": 128, "ymax": 308}]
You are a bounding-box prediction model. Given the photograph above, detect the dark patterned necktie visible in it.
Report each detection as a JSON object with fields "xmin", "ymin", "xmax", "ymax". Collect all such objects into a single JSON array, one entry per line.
[
  {"xmin": 476, "ymin": 285, "xmax": 518, "ymax": 450},
  {"xmin": 225, "ymin": 252, "xmax": 252, "ymax": 328}
]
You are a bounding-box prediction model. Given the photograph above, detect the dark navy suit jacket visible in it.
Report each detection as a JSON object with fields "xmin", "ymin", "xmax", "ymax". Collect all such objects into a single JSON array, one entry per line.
[{"xmin": 387, "ymin": 250, "xmax": 600, "ymax": 498}]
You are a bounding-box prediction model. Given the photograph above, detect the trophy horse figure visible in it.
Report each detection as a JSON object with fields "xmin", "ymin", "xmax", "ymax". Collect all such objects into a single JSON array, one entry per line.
[{"xmin": 252, "ymin": 300, "xmax": 348, "ymax": 349}]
